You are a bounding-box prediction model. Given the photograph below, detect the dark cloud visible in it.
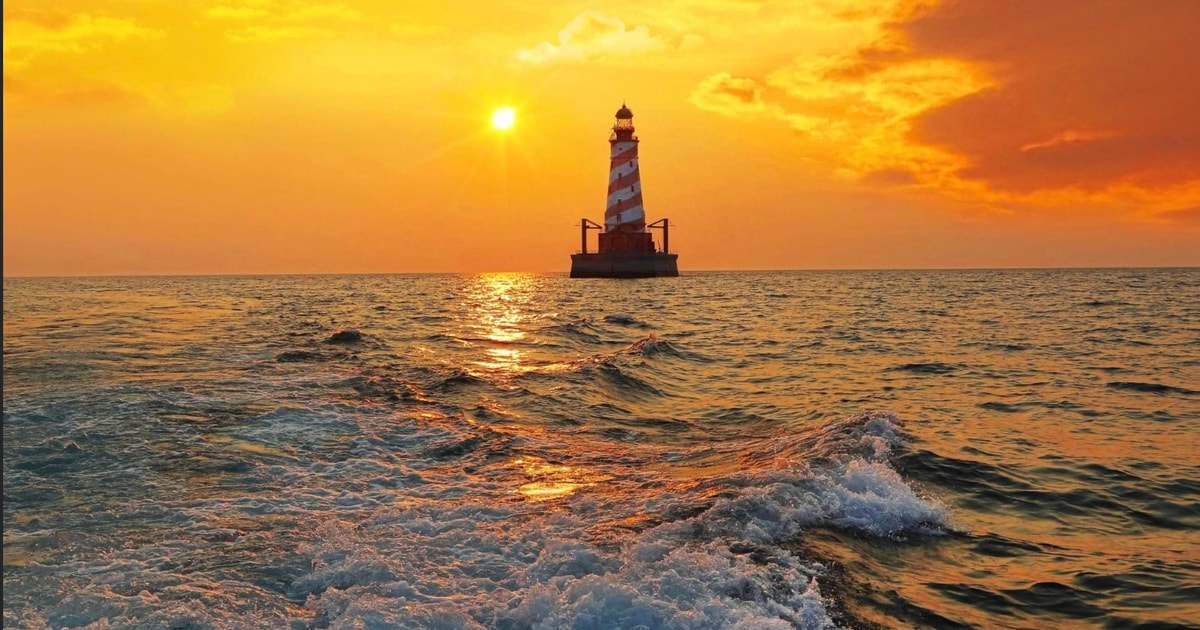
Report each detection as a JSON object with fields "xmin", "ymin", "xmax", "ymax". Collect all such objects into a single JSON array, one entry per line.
[{"xmin": 901, "ymin": 0, "xmax": 1200, "ymax": 193}]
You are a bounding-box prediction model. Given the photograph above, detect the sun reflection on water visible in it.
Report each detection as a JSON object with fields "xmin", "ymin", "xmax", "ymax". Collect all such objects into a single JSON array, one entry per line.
[
  {"xmin": 464, "ymin": 273, "xmax": 536, "ymax": 373},
  {"xmin": 512, "ymin": 456, "xmax": 609, "ymax": 502}
]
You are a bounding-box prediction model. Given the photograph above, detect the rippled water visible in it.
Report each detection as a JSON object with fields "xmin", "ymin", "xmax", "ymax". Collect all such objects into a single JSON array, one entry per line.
[{"xmin": 3, "ymin": 270, "xmax": 1198, "ymax": 629}]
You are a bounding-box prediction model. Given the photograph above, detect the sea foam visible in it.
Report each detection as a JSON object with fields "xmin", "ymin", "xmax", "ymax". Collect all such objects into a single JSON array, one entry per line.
[{"xmin": 284, "ymin": 411, "xmax": 945, "ymax": 629}]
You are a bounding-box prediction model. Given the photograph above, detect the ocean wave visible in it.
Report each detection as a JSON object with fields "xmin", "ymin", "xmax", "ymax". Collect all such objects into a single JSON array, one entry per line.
[
  {"xmin": 537, "ymin": 321, "xmax": 605, "ymax": 344},
  {"xmin": 424, "ymin": 368, "xmax": 489, "ymax": 392},
  {"xmin": 616, "ymin": 334, "xmax": 715, "ymax": 363},
  {"xmin": 275, "ymin": 349, "xmax": 353, "ymax": 363},
  {"xmin": 618, "ymin": 334, "xmax": 673, "ymax": 356},
  {"xmin": 277, "ymin": 413, "xmax": 941, "ymax": 629},
  {"xmin": 591, "ymin": 362, "xmax": 666, "ymax": 398},
  {"xmin": 978, "ymin": 400, "xmax": 1026, "ymax": 413},
  {"xmin": 603, "ymin": 313, "xmax": 648, "ymax": 327},
  {"xmin": 887, "ymin": 362, "xmax": 960, "ymax": 375},
  {"xmin": 335, "ymin": 374, "xmax": 432, "ymax": 404},
  {"xmin": 325, "ymin": 329, "xmax": 365, "ymax": 344},
  {"xmin": 2, "ymin": 410, "xmax": 944, "ymax": 629},
  {"xmin": 424, "ymin": 332, "xmax": 518, "ymax": 346},
  {"xmin": 1106, "ymin": 381, "xmax": 1197, "ymax": 395}
]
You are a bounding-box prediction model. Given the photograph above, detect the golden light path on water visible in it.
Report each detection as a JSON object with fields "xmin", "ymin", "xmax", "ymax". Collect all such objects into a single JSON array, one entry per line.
[
  {"xmin": 463, "ymin": 273, "xmax": 601, "ymax": 501},
  {"xmin": 514, "ymin": 457, "xmax": 611, "ymax": 502},
  {"xmin": 465, "ymin": 273, "xmax": 574, "ymax": 375}
]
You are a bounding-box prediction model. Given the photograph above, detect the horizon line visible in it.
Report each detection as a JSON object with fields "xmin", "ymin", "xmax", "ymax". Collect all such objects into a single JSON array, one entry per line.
[{"xmin": 4, "ymin": 265, "xmax": 1199, "ymax": 280}]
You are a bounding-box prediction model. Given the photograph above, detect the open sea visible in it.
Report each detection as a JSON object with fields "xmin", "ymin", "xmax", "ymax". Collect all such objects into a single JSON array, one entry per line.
[{"xmin": 3, "ymin": 269, "xmax": 1198, "ymax": 629}]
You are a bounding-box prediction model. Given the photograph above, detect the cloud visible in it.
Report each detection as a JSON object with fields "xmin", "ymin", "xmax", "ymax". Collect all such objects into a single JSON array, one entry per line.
[
  {"xmin": 227, "ymin": 25, "xmax": 328, "ymax": 42},
  {"xmin": 513, "ymin": 10, "xmax": 677, "ymax": 65},
  {"xmin": 282, "ymin": 4, "xmax": 363, "ymax": 22},
  {"xmin": 693, "ymin": 52, "xmax": 987, "ymax": 190},
  {"xmin": 1020, "ymin": 130, "xmax": 1118, "ymax": 153},
  {"xmin": 3, "ymin": 74, "xmax": 143, "ymax": 107},
  {"xmin": 1154, "ymin": 205, "xmax": 1200, "ymax": 224},
  {"xmin": 205, "ymin": 6, "xmax": 271, "ymax": 20},
  {"xmin": 860, "ymin": 168, "xmax": 918, "ymax": 188},
  {"xmin": 904, "ymin": 0, "xmax": 1200, "ymax": 195},
  {"xmin": 4, "ymin": 72, "xmax": 232, "ymax": 115},
  {"xmin": 205, "ymin": 2, "xmax": 364, "ymax": 41},
  {"xmin": 687, "ymin": 0, "xmax": 1200, "ymax": 210},
  {"xmin": 690, "ymin": 72, "xmax": 772, "ymax": 115},
  {"xmin": 3, "ymin": 9, "xmax": 162, "ymax": 69},
  {"xmin": 2, "ymin": 8, "xmax": 233, "ymax": 115}
]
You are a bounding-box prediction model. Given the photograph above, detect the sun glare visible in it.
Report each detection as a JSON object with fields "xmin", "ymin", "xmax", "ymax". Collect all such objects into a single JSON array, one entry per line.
[{"xmin": 491, "ymin": 106, "xmax": 516, "ymax": 131}]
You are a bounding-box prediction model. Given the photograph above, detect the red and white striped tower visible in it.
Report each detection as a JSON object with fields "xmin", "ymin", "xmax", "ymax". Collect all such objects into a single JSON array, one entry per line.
[
  {"xmin": 599, "ymin": 103, "xmax": 656, "ymax": 254},
  {"xmin": 570, "ymin": 103, "xmax": 678, "ymax": 277}
]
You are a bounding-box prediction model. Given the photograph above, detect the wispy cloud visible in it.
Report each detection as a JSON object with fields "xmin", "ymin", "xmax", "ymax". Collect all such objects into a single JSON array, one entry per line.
[
  {"xmin": 3, "ymin": 74, "xmax": 142, "ymax": 107},
  {"xmin": 2, "ymin": 8, "xmax": 237, "ymax": 115},
  {"xmin": 1020, "ymin": 130, "xmax": 1118, "ymax": 153},
  {"xmin": 513, "ymin": 10, "xmax": 693, "ymax": 65},
  {"xmin": 4, "ymin": 72, "xmax": 233, "ymax": 116},
  {"xmin": 227, "ymin": 25, "xmax": 328, "ymax": 43},
  {"xmin": 204, "ymin": 6, "xmax": 271, "ymax": 20},
  {"xmin": 282, "ymin": 4, "xmax": 363, "ymax": 22},
  {"xmin": 689, "ymin": 73, "xmax": 772, "ymax": 115},
  {"xmin": 1154, "ymin": 205, "xmax": 1200, "ymax": 224},
  {"xmin": 692, "ymin": 52, "xmax": 987, "ymax": 192},
  {"xmin": 3, "ymin": 9, "xmax": 162, "ymax": 69},
  {"xmin": 206, "ymin": 2, "xmax": 365, "ymax": 42}
]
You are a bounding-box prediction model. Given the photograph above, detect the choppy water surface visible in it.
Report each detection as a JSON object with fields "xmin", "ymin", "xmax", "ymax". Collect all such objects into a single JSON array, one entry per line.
[{"xmin": 3, "ymin": 269, "xmax": 1198, "ymax": 629}]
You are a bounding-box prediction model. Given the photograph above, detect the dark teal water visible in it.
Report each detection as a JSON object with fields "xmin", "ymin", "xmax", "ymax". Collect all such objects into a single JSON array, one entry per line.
[{"xmin": 3, "ymin": 270, "xmax": 1198, "ymax": 629}]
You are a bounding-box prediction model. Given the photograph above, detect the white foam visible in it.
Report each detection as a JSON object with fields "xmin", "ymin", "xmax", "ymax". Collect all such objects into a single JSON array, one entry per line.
[
  {"xmin": 6, "ymin": 411, "xmax": 946, "ymax": 628},
  {"xmin": 280, "ymin": 413, "xmax": 943, "ymax": 629}
]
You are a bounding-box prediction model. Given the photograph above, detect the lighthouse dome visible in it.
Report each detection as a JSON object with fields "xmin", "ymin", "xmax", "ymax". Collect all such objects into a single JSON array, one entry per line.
[{"xmin": 615, "ymin": 104, "xmax": 634, "ymax": 119}]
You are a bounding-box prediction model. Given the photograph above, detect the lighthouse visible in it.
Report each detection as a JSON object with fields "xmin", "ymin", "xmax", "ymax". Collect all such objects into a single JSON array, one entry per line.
[{"xmin": 570, "ymin": 103, "xmax": 679, "ymax": 278}]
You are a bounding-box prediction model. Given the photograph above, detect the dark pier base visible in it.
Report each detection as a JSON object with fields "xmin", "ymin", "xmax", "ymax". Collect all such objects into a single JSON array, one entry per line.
[{"xmin": 570, "ymin": 252, "xmax": 679, "ymax": 278}]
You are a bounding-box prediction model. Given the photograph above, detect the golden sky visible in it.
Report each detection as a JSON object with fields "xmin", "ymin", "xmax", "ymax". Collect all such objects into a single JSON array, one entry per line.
[{"xmin": 4, "ymin": 0, "xmax": 1199, "ymax": 275}]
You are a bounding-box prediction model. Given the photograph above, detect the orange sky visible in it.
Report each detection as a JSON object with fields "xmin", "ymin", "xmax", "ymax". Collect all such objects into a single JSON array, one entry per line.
[{"xmin": 4, "ymin": 0, "xmax": 1199, "ymax": 275}]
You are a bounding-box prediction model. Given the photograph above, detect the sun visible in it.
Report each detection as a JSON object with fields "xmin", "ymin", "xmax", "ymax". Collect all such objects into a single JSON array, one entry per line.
[{"xmin": 491, "ymin": 106, "xmax": 516, "ymax": 131}]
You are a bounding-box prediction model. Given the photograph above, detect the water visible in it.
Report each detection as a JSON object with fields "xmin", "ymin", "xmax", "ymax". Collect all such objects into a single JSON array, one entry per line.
[{"xmin": 3, "ymin": 269, "xmax": 1198, "ymax": 629}]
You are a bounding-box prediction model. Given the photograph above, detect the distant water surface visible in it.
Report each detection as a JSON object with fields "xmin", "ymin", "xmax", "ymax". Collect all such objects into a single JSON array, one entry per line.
[{"xmin": 3, "ymin": 269, "xmax": 1199, "ymax": 629}]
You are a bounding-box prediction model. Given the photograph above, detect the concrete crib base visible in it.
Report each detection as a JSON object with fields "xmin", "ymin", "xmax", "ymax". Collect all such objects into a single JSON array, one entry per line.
[{"xmin": 569, "ymin": 253, "xmax": 679, "ymax": 278}]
